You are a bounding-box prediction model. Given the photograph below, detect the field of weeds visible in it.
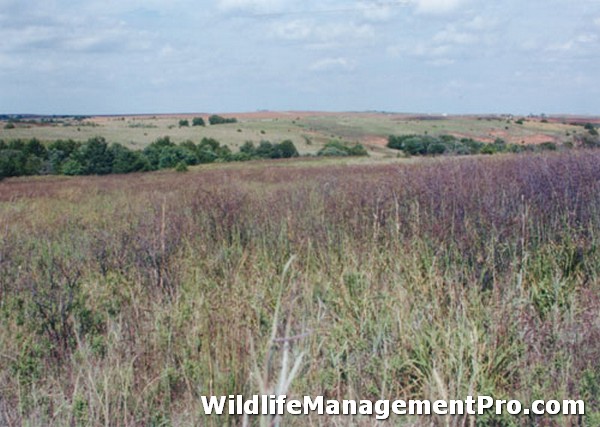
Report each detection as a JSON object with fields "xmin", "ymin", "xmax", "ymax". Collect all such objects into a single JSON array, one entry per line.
[{"xmin": 0, "ymin": 152, "xmax": 599, "ymax": 426}]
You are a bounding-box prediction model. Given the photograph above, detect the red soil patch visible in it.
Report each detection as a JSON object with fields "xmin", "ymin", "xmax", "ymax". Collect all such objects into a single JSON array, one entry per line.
[{"xmin": 451, "ymin": 131, "xmax": 558, "ymax": 145}]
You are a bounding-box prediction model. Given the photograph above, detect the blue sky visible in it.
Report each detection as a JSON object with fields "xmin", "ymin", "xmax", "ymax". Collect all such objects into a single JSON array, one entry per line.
[{"xmin": 1, "ymin": 0, "xmax": 599, "ymax": 114}]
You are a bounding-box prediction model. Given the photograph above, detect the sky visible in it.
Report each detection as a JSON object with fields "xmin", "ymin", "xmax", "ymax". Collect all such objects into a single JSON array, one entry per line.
[{"xmin": 1, "ymin": 0, "xmax": 599, "ymax": 115}]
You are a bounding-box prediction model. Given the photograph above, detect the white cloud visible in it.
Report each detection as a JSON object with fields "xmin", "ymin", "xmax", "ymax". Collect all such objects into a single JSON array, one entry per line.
[
  {"xmin": 387, "ymin": 41, "xmax": 451, "ymax": 58},
  {"xmin": 309, "ymin": 57, "xmax": 355, "ymax": 71},
  {"xmin": 545, "ymin": 33, "xmax": 598, "ymax": 55},
  {"xmin": 357, "ymin": 1, "xmax": 401, "ymax": 22},
  {"xmin": 271, "ymin": 20, "xmax": 375, "ymax": 45},
  {"xmin": 465, "ymin": 15, "xmax": 500, "ymax": 31},
  {"xmin": 217, "ymin": 0, "xmax": 287, "ymax": 13},
  {"xmin": 428, "ymin": 58, "xmax": 456, "ymax": 66},
  {"xmin": 271, "ymin": 20, "xmax": 313, "ymax": 40},
  {"xmin": 433, "ymin": 27, "xmax": 476, "ymax": 45},
  {"xmin": 576, "ymin": 33, "xmax": 598, "ymax": 44},
  {"xmin": 413, "ymin": 0, "xmax": 468, "ymax": 14}
]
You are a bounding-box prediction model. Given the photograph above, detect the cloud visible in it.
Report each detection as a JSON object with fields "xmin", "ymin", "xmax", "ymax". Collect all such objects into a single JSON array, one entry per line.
[
  {"xmin": 309, "ymin": 57, "xmax": 355, "ymax": 72},
  {"xmin": 465, "ymin": 15, "xmax": 500, "ymax": 31},
  {"xmin": 217, "ymin": 0, "xmax": 287, "ymax": 13},
  {"xmin": 1, "ymin": 22, "xmax": 152, "ymax": 55},
  {"xmin": 387, "ymin": 41, "xmax": 452, "ymax": 58},
  {"xmin": 271, "ymin": 20, "xmax": 375, "ymax": 45},
  {"xmin": 433, "ymin": 27, "xmax": 476, "ymax": 45},
  {"xmin": 0, "ymin": 9, "xmax": 155, "ymax": 56},
  {"xmin": 545, "ymin": 33, "xmax": 598, "ymax": 55},
  {"xmin": 271, "ymin": 19, "xmax": 313, "ymax": 40},
  {"xmin": 412, "ymin": 0, "xmax": 468, "ymax": 14},
  {"xmin": 357, "ymin": 1, "xmax": 399, "ymax": 22}
]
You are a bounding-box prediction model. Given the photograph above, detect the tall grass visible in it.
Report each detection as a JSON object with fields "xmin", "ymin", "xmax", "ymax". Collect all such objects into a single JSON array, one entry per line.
[{"xmin": 0, "ymin": 152, "xmax": 599, "ymax": 426}]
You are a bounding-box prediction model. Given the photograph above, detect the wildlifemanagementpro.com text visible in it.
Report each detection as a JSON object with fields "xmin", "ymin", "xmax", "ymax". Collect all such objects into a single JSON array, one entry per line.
[{"xmin": 200, "ymin": 395, "xmax": 585, "ymax": 420}]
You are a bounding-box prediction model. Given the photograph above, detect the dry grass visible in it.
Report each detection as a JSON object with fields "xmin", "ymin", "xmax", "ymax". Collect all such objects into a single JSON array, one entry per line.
[
  {"xmin": 0, "ymin": 152, "xmax": 599, "ymax": 426},
  {"xmin": 0, "ymin": 112, "xmax": 586, "ymax": 159}
]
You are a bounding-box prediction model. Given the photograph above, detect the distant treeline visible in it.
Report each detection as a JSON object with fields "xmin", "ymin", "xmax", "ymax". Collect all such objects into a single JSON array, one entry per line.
[
  {"xmin": 0, "ymin": 137, "xmax": 368, "ymax": 179},
  {"xmin": 387, "ymin": 132, "xmax": 600, "ymax": 156},
  {"xmin": 0, "ymin": 137, "xmax": 293, "ymax": 178}
]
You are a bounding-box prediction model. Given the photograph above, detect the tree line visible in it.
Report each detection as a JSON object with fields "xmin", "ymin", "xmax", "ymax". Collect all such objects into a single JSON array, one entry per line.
[
  {"xmin": 0, "ymin": 137, "xmax": 297, "ymax": 179},
  {"xmin": 0, "ymin": 137, "xmax": 369, "ymax": 179},
  {"xmin": 388, "ymin": 134, "xmax": 577, "ymax": 156}
]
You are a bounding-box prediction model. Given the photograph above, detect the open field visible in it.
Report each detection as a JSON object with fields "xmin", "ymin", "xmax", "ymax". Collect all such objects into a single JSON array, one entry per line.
[
  {"xmin": 1, "ymin": 112, "xmax": 595, "ymax": 157},
  {"xmin": 0, "ymin": 151, "xmax": 599, "ymax": 426}
]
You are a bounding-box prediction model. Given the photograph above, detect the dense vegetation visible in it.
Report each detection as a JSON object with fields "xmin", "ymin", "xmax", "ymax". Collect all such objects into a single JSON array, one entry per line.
[
  {"xmin": 0, "ymin": 137, "xmax": 304, "ymax": 179},
  {"xmin": 388, "ymin": 134, "xmax": 555, "ymax": 156},
  {"xmin": 387, "ymin": 128, "xmax": 600, "ymax": 156},
  {"xmin": 0, "ymin": 136, "xmax": 372, "ymax": 179},
  {"xmin": 0, "ymin": 151, "xmax": 598, "ymax": 426},
  {"xmin": 317, "ymin": 140, "xmax": 369, "ymax": 157},
  {"xmin": 208, "ymin": 114, "xmax": 238, "ymax": 125}
]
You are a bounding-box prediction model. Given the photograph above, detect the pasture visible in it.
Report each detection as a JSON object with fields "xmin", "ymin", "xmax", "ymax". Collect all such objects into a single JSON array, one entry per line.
[{"xmin": 0, "ymin": 112, "xmax": 590, "ymax": 158}]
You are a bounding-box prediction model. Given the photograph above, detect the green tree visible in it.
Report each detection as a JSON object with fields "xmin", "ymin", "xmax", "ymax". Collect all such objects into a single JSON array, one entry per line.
[
  {"xmin": 179, "ymin": 119, "xmax": 189, "ymax": 127},
  {"xmin": 199, "ymin": 137, "xmax": 220, "ymax": 151},
  {"xmin": 143, "ymin": 137, "xmax": 176, "ymax": 169},
  {"xmin": 192, "ymin": 117, "xmax": 206, "ymax": 127},
  {"xmin": 0, "ymin": 149, "xmax": 25, "ymax": 177},
  {"xmin": 78, "ymin": 137, "xmax": 113, "ymax": 175},
  {"xmin": 62, "ymin": 158, "xmax": 85, "ymax": 176},
  {"xmin": 240, "ymin": 141, "xmax": 256, "ymax": 156},
  {"xmin": 209, "ymin": 115, "xmax": 237, "ymax": 125},
  {"xmin": 276, "ymin": 140, "xmax": 299, "ymax": 158},
  {"xmin": 255, "ymin": 141, "xmax": 275, "ymax": 158},
  {"xmin": 347, "ymin": 143, "xmax": 368, "ymax": 156},
  {"xmin": 24, "ymin": 138, "xmax": 47, "ymax": 158},
  {"xmin": 109, "ymin": 143, "xmax": 149, "ymax": 174}
]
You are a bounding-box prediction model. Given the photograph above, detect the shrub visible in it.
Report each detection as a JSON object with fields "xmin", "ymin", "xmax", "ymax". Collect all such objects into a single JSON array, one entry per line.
[
  {"xmin": 585, "ymin": 123, "xmax": 599, "ymax": 136},
  {"xmin": 402, "ymin": 136, "xmax": 429, "ymax": 155},
  {"xmin": 143, "ymin": 137, "xmax": 176, "ymax": 169},
  {"xmin": 278, "ymin": 140, "xmax": 299, "ymax": 158},
  {"xmin": 318, "ymin": 141, "xmax": 367, "ymax": 157},
  {"xmin": 480, "ymin": 144, "xmax": 499, "ymax": 155},
  {"xmin": 61, "ymin": 158, "xmax": 85, "ymax": 176},
  {"xmin": 240, "ymin": 141, "xmax": 256, "ymax": 156},
  {"xmin": 197, "ymin": 148, "xmax": 219, "ymax": 164},
  {"xmin": 178, "ymin": 119, "xmax": 189, "ymax": 127},
  {"xmin": 199, "ymin": 137, "xmax": 220, "ymax": 151},
  {"xmin": 0, "ymin": 149, "xmax": 25, "ymax": 177},
  {"xmin": 158, "ymin": 146, "xmax": 197, "ymax": 169},
  {"xmin": 208, "ymin": 115, "xmax": 237, "ymax": 125},
  {"xmin": 78, "ymin": 137, "xmax": 114, "ymax": 175},
  {"xmin": 255, "ymin": 140, "xmax": 275, "ymax": 158},
  {"xmin": 427, "ymin": 142, "xmax": 446, "ymax": 155},
  {"xmin": 175, "ymin": 161, "xmax": 188, "ymax": 172},
  {"xmin": 539, "ymin": 142, "xmax": 557, "ymax": 151},
  {"xmin": 110, "ymin": 143, "xmax": 149, "ymax": 173},
  {"xmin": 192, "ymin": 117, "xmax": 206, "ymax": 127}
]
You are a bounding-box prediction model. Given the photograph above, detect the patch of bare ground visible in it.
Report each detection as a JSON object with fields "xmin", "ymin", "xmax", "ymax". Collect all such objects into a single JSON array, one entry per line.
[{"xmin": 451, "ymin": 131, "xmax": 559, "ymax": 145}]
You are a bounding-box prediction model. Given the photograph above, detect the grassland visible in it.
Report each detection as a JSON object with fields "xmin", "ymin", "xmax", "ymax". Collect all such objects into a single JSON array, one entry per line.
[
  {"xmin": 0, "ymin": 148, "xmax": 599, "ymax": 426},
  {"xmin": 1, "ymin": 112, "xmax": 593, "ymax": 158}
]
